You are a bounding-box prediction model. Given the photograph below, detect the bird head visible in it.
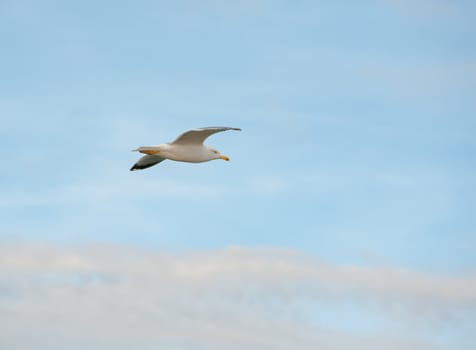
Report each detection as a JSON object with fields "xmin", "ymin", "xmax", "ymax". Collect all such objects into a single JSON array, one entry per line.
[{"xmin": 209, "ymin": 147, "xmax": 229, "ymax": 161}]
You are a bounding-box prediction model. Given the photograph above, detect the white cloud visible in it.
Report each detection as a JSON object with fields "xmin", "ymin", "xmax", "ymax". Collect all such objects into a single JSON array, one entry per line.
[{"xmin": 0, "ymin": 243, "xmax": 474, "ymax": 350}]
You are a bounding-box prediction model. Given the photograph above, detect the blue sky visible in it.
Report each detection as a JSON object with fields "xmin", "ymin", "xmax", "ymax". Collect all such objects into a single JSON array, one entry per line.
[{"xmin": 1, "ymin": 1, "xmax": 475, "ymax": 349}]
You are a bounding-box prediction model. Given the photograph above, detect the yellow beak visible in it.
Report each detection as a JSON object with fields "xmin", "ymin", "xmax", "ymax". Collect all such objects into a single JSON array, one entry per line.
[{"xmin": 220, "ymin": 155, "xmax": 230, "ymax": 161}]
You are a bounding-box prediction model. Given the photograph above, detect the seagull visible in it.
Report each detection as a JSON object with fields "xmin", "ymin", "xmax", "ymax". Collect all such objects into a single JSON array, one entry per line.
[{"xmin": 130, "ymin": 126, "xmax": 241, "ymax": 171}]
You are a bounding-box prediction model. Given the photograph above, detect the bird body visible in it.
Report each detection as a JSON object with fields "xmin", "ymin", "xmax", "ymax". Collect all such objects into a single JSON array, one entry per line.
[{"xmin": 130, "ymin": 127, "xmax": 240, "ymax": 171}]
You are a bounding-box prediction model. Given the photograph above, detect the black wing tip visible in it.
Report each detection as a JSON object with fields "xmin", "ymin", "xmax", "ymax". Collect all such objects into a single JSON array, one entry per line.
[
  {"xmin": 130, "ymin": 164, "xmax": 146, "ymax": 171},
  {"xmin": 130, "ymin": 160, "xmax": 165, "ymax": 171},
  {"xmin": 199, "ymin": 126, "xmax": 242, "ymax": 131}
]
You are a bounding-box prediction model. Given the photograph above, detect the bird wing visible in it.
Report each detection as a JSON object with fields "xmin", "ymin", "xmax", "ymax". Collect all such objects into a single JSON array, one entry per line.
[
  {"xmin": 130, "ymin": 155, "xmax": 166, "ymax": 171},
  {"xmin": 170, "ymin": 127, "xmax": 241, "ymax": 145}
]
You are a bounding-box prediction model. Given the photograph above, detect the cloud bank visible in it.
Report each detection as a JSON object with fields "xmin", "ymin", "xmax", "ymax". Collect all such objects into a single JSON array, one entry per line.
[{"xmin": 1, "ymin": 243, "xmax": 474, "ymax": 350}]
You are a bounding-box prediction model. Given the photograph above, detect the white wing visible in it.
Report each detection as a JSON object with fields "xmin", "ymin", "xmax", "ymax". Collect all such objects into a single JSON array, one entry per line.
[
  {"xmin": 130, "ymin": 155, "xmax": 166, "ymax": 171},
  {"xmin": 170, "ymin": 127, "xmax": 241, "ymax": 145}
]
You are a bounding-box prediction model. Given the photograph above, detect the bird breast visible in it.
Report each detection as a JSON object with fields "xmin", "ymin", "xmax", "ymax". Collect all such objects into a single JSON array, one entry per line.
[{"xmin": 162, "ymin": 144, "xmax": 213, "ymax": 163}]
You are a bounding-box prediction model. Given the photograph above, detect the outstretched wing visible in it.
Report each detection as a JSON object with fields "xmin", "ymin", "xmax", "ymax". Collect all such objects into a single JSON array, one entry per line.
[
  {"xmin": 130, "ymin": 155, "xmax": 166, "ymax": 171},
  {"xmin": 170, "ymin": 127, "xmax": 241, "ymax": 145}
]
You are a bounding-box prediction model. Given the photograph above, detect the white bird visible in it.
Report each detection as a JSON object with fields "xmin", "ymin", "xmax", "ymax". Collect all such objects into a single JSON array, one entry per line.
[{"xmin": 130, "ymin": 126, "xmax": 241, "ymax": 171}]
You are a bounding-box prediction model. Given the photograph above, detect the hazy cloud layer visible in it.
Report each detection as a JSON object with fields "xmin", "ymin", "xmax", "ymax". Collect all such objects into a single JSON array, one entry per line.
[{"xmin": 1, "ymin": 243, "xmax": 474, "ymax": 350}]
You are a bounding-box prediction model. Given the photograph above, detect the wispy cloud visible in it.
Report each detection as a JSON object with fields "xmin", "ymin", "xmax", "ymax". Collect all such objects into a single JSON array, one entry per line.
[{"xmin": 1, "ymin": 243, "xmax": 474, "ymax": 350}]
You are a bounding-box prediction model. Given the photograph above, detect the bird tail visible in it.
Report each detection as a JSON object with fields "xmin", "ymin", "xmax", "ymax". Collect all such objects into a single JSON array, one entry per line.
[{"xmin": 131, "ymin": 146, "xmax": 161, "ymax": 155}]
